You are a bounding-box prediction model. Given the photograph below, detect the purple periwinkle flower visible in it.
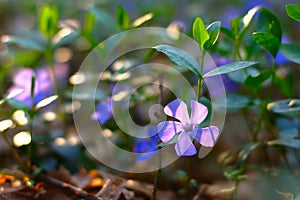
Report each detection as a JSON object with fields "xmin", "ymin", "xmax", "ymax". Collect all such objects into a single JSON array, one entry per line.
[
  {"xmin": 91, "ymin": 97, "xmax": 113, "ymax": 125},
  {"xmin": 133, "ymin": 126, "xmax": 159, "ymax": 161},
  {"xmin": 8, "ymin": 64, "xmax": 69, "ymax": 108},
  {"xmin": 158, "ymin": 98, "xmax": 219, "ymax": 156}
]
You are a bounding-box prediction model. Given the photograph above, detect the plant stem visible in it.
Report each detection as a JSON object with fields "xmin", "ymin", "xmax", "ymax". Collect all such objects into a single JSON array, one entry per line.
[
  {"xmin": 197, "ymin": 49, "xmax": 205, "ymax": 102},
  {"xmin": 1, "ymin": 133, "xmax": 28, "ymax": 173}
]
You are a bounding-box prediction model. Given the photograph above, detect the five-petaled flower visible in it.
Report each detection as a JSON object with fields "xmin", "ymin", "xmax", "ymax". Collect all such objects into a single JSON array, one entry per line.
[{"xmin": 158, "ymin": 98, "xmax": 219, "ymax": 156}]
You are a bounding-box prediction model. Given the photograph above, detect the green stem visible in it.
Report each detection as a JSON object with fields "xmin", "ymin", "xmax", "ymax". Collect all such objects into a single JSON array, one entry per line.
[
  {"xmin": 1, "ymin": 133, "xmax": 28, "ymax": 173},
  {"xmin": 197, "ymin": 49, "xmax": 205, "ymax": 102},
  {"xmin": 197, "ymin": 78, "xmax": 203, "ymax": 102}
]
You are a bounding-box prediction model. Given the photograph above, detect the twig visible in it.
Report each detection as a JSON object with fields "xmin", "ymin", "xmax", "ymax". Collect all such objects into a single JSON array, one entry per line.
[{"xmin": 36, "ymin": 173, "xmax": 103, "ymax": 200}]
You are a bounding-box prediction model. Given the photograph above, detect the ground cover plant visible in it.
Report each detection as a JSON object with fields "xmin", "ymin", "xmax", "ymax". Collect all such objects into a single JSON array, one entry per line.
[{"xmin": 0, "ymin": 1, "xmax": 300, "ymax": 199}]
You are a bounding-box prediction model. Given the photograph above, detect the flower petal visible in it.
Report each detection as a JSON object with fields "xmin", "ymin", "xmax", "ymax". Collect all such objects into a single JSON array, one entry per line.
[
  {"xmin": 175, "ymin": 133, "xmax": 197, "ymax": 156},
  {"xmin": 157, "ymin": 121, "xmax": 184, "ymax": 142},
  {"xmin": 164, "ymin": 98, "xmax": 190, "ymax": 124},
  {"xmin": 190, "ymin": 100, "xmax": 208, "ymax": 125},
  {"xmin": 191, "ymin": 126, "xmax": 219, "ymax": 147}
]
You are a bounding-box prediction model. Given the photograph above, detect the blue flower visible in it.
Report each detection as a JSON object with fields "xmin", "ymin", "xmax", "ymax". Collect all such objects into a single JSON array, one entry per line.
[{"xmin": 133, "ymin": 126, "xmax": 159, "ymax": 161}]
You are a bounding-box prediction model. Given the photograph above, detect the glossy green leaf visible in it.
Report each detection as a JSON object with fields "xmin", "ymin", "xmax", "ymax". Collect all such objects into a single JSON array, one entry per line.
[
  {"xmin": 286, "ymin": 4, "xmax": 300, "ymax": 22},
  {"xmin": 192, "ymin": 17, "xmax": 209, "ymax": 48},
  {"xmin": 88, "ymin": 6, "xmax": 118, "ymax": 31},
  {"xmin": 252, "ymin": 32, "xmax": 280, "ymax": 57},
  {"xmin": 116, "ymin": 6, "xmax": 130, "ymax": 30},
  {"xmin": 267, "ymin": 99, "xmax": 300, "ymax": 117},
  {"xmin": 153, "ymin": 45, "xmax": 201, "ymax": 78},
  {"xmin": 203, "ymin": 61, "xmax": 258, "ymax": 78},
  {"xmin": 220, "ymin": 27, "xmax": 234, "ymax": 39},
  {"xmin": 204, "ymin": 21, "xmax": 221, "ymax": 50},
  {"xmin": 230, "ymin": 17, "xmax": 243, "ymax": 36},
  {"xmin": 38, "ymin": 5, "xmax": 59, "ymax": 39},
  {"xmin": 83, "ymin": 12, "xmax": 95, "ymax": 35},
  {"xmin": 3, "ymin": 36, "xmax": 45, "ymax": 51},
  {"xmin": 279, "ymin": 43, "xmax": 300, "ymax": 64},
  {"xmin": 245, "ymin": 70, "xmax": 272, "ymax": 91},
  {"xmin": 267, "ymin": 138, "xmax": 300, "ymax": 149},
  {"xmin": 257, "ymin": 7, "xmax": 281, "ymax": 40}
]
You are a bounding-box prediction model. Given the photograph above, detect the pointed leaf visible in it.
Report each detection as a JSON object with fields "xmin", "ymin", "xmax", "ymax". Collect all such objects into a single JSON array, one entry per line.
[
  {"xmin": 0, "ymin": 89, "xmax": 23, "ymax": 106},
  {"xmin": 203, "ymin": 61, "xmax": 258, "ymax": 78},
  {"xmin": 116, "ymin": 6, "xmax": 130, "ymax": 30},
  {"xmin": 3, "ymin": 36, "xmax": 45, "ymax": 51},
  {"xmin": 279, "ymin": 43, "xmax": 300, "ymax": 64},
  {"xmin": 253, "ymin": 32, "xmax": 280, "ymax": 57},
  {"xmin": 35, "ymin": 95, "xmax": 58, "ymax": 110},
  {"xmin": 245, "ymin": 70, "xmax": 272, "ymax": 91},
  {"xmin": 153, "ymin": 45, "xmax": 201, "ymax": 78},
  {"xmin": 286, "ymin": 4, "xmax": 300, "ymax": 22},
  {"xmin": 88, "ymin": 6, "xmax": 118, "ymax": 31},
  {"xmin": 237, "ymin": 142, "xmax": 261, "ymax": 168},
  {"xmin": 38, "ymin": 5, "xmax": 59, "ymax": 39},
  {"xmin": 267, "ymin": 99, "xmax": 300, "ymax": 117},
  {"xmin": 258, "ymin": 7, "xmax": 282, "ymax": 40},
  {"xmin": 267, "ymin": 138, "xmax": 300, "ymax": 149},
  {"xmin": 204, "ymin": 21, "xmax": 221, "ymax": 50},
  {"xmin": 193, "ymin": 17, "xmax": 209, "ymax": 48}
]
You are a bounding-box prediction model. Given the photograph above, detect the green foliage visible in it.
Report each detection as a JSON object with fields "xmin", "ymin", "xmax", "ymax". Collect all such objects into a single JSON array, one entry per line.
[
  {"xmin": 192, "ymin": 17, "xmax": 209, "ymax": 48},
  {"xmin": 203, "ymin": 61, "xmax": 258, "ymax": 78},
  {"xmin": 279, "ymin": 43, "xmax": 300, "ymax": 64},
  {"xmin": 116, "ymin": 6, "xmax": 130, "ymax": 30},
  {"xmin": 286, "ymin": 4, "xmax": 300, "ymax": 21},
  {"xmin": 153, "ymin": 44, "xmax": 201, "ymax": 78},
  {"xmin": 38, "ymin": 5, "xmax": 59, "ymax": 39},
  {"xmin": 257, "ymin": 7, "xmax": 282, "ymax": 40},
  {"xmin": 204, "ymin": 21, "xmax": 221, "ymax": 50},
  {"xmin": 252, "ymin": 32, "xmax": 280, "ymax": 57}
]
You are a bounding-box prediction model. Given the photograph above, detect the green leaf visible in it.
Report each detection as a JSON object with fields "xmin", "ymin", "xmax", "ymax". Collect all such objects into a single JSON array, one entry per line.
[
  {"xmin": 192, "ymin": 17, "xmax": 209, "ymax": 48},
  {"xmin": 257, "ymin": 7, "xmax": 282, "ymax": 40},
  {"xmin": 153, "ymin": 45, "xmax": 201, "ymax": 78},
  {"xmin": 38, "ymin": 5, "xmax": 59, "ymax": 39},
  {"xmin": 0, "ymin": 89, "xmax": 23, "ymax": 106},
  {"xmin": 252, "ymin": 32, "xmax": 280, "ymax": 57},
  {"xmin": 157, "ymin": 134, "xmax": 179, "ymax": 148},
  {"xmin": 216, "ymin": 93, "xmax": 256, "ymax": 110},
  {"xmin": 35, "ymin": 95, "xmax": 58, "ymax": 110},
  {"xmin": 245, "ymin": 70, "xmax": 272, "ymax": 91},
  {"xmin": 203, "ymin": 61, "xmax": 258, "ymax": 78},
  {"xmin": 220, "ymin": 27, "xmax": 234, "ymax": 39},
  {"xmin": 237, "ymin": 142, "xmax": 261, "ymax": 168},
  {"xmin": 267, "ymin": 99, "xmax": 300, "ymax": 117},
  {"xmin": 274, "ymin": 72, "xmax": 294, "ymax": 98},
  {"xmin": 8, "ymin": 98, "xmax": 29, "ymax": 111},
  {"xmin": 66, "ymin": 88, "xmax": 108, "ymax": 101},
  {"xmin": 88, "ymin": 6, "xmax": 118, "ymax": 31},
  {"xmin": 267, "ymin": 138, "xmax": 300, "ymax": 149},
  {"xmin": 286, "ymin": 4, "xmax": 300, "ymax": 22},
  {"xmin": 230, "ymin": 17, "xmax": 243, "ymax": 36},
  {"xmin": 204, "ymin": 21, "xmax": 221, "ymax": 50},
  {"xmin": 116, "ymin": 6, "xmax": 130, "ymax": 30},
  {"xmin": 3, "ymin": 36, "xmax": 45, "ymax": 51},
  {"xmin": 279, "ymin": 43, "xmax": 300, "ymax": 64}
]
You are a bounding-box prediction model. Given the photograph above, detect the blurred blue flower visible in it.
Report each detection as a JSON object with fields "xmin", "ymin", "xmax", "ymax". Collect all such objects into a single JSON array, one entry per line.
[
  {"xmin": 8, "ymin": 64, "xmax": 69, "ymax": 108},
  {"xmin": 91, "ymin": 97, "xmax": 113, "ymax": 125},
  {"xmin": 133, "ymin": 126, "xmax": 159, "ymax": 161},
  {"xmin": 158, "ymin": 98, "xmax": 219, "ymax": 156}
]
